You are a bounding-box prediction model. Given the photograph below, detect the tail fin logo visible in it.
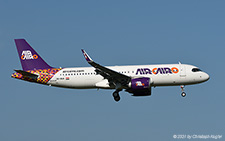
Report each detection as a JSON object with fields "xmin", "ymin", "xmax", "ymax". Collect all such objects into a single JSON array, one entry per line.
[{"xmin": 21, "ymin": 50, "xmax": 38, "ymax": 60}]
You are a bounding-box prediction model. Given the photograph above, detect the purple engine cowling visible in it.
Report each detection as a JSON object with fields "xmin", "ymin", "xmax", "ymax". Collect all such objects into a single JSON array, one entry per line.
[{"xmin": 126, "ymin": 77, "xmax": 151, "ymax": 96}]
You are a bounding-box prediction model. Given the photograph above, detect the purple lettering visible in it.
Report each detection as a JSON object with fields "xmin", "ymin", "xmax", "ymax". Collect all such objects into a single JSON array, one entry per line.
[
  {"xmin": 161, "ymin": 68, "xmax": 165, "ymax": 74},
  {"xmin": 144, "ymin": 68, "xmax": 152, "ymax": 74},
  {"xmin": 141, "ymin": 69, "xmax": 145, "ymax": 74},
  {"xmin": 136, "ymin": 69, "xmax": 142, "ymax": 75},
  {"xmin": 156, "ymin": 68, "xmax": 162, "ymax": 74},
  {"xmin": 164, "ymin": 68, "xmax": 172, "ymax": 74},
  {"xmin": 136, "ymin": 67, "xmax": 173, "ymax": 75}
]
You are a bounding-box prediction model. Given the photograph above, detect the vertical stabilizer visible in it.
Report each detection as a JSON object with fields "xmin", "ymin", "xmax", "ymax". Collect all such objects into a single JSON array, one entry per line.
[{"xmin": 14, "ymin": 39, "xmax": 52, "ymax": 71}]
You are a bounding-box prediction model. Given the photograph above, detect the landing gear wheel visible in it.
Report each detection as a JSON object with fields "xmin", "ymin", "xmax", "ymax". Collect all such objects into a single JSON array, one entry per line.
[
  {"xmin": 181, "ymin": 92, "xmax": 186, "ymax": 97},
  {"xmin": 114, "ymin": 96, "xmax": 120, "ymax": 102},
  {"xmin": 113, "ymin": 92, "xmax": 119, "ymax": 98},
  {"xmin": 112, "ymin": 91, "xmax": 120, "ymax": 102}
]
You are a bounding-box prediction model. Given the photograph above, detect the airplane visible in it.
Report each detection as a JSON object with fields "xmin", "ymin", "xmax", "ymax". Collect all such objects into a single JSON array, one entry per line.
[{"xmin": 12, "ymin": 39, "xmax": 210, "ymax": 102}]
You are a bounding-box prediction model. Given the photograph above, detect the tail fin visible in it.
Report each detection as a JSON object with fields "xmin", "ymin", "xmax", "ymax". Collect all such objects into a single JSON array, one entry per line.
[{"xmin": 14, "ymin": 39, "xmax": 52, "ymax": 71}]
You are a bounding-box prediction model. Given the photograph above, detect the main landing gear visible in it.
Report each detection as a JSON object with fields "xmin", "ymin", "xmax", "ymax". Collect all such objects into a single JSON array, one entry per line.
[
  {"xmin": 113, "ymin": 91, "xmax": 121, "ymax": 102},
  {"xmin": 181, "ymin": 85, "xmax": 186, "ymax": 97}
]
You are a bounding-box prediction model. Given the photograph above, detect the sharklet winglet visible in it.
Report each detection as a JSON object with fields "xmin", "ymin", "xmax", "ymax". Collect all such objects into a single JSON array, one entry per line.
[{"xmin": 81, "ymin": 49, "xmax": 93, "ymax": 62}]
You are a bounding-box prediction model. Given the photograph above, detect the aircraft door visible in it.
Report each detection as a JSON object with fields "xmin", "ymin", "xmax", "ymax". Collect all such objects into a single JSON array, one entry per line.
[{"xmin": 179, "ymin": 63, "xmax": 186, "ymax": 78}]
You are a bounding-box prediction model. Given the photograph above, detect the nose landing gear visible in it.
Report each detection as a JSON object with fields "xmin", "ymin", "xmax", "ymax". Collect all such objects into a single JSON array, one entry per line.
[{"xmin": 181, "ymin": 85, "xmax": 186, "ymax": 97}]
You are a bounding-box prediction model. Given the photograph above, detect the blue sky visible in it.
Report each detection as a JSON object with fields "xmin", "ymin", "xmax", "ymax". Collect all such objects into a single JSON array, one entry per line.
[{"xmin": 1, "ymin": 0, "xmax": 224, "ymax": 140}]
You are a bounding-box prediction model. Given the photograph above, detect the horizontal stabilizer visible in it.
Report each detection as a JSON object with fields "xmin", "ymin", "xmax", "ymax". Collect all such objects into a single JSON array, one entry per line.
[{"xmin": 14, "ymin": 70, "xmax": 39, "ymax": 79}]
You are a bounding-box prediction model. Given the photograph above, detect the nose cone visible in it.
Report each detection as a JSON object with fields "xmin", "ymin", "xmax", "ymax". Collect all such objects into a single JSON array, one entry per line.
[{"xmin": 201, "ymin": 72, "xmax": 210, "ymax": 82}]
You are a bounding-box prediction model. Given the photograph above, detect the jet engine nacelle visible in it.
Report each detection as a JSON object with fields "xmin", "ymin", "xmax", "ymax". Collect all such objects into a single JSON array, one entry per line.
[{"xmin": 126, "ymin": 77, "xmax": 151, "ymax": 96}]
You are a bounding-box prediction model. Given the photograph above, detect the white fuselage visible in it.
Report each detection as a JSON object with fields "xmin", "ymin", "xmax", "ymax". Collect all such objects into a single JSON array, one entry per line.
[{"xmin": 48, "ymin": 64, "xmax": 209, "ymax": 89}]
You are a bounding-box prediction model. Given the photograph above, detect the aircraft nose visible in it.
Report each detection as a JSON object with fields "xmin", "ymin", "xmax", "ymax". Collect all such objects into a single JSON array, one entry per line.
[{"xmin": 202, "ymin": 72, "xmax": 210, "ymax": 82}]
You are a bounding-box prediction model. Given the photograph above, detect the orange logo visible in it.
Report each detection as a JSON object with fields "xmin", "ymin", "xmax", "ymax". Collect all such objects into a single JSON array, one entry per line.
[
  {"xmin": 152, "ymin": 68, "xmax": 158, "ymax": 74},
  {"xmin": 21, "ymin": 55, "xmax": 25, "ymax": 60},
  {"xmin": 171, "ymin": 67, "xmax": 179, "ymax": 73},
  {"xmin": 33, "ymin": 54, "xmax": 38, "ymax": 59}
]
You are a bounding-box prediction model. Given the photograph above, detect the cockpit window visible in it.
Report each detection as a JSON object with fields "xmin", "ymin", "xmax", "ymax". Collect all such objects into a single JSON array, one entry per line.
[{"xmin": 192, "ymin": 68, "xmax": 202, "ymax": 72}]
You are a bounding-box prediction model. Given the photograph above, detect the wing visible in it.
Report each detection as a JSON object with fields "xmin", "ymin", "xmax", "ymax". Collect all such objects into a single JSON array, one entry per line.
[{"xmin": 81, "ymin": 49, "xmax": 131, "ymax": 88}]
